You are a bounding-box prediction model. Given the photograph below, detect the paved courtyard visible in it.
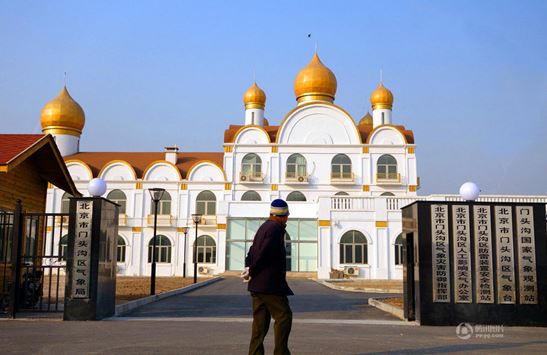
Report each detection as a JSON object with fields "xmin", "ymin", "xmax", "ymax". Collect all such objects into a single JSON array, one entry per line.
[{"xmin": 1, "ymin": 277, "xmax": 547, "ymax": 354}]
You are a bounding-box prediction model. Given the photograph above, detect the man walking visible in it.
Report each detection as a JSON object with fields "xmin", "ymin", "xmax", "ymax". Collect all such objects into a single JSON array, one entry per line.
[{"xmin": 244, "ymin": 199, "xmax": 293, "ymax": 355}]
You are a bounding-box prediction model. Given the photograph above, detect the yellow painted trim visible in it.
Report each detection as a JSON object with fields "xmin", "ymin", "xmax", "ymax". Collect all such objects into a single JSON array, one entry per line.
[
  {"xmin": 181, "ymin": 183, "xmax": 187, "ymax": 190},
  {"xmin": 98, "ymin": 159, "xmax": 137, "ymax": 180},
  {"xmin": 409, "ymin": 185, "xmax": 417, "ymax": 192},
  {"xmin": 224, "ymin": 146, "xmax": 233, "ymax": 152},
  {"xmin": 0, "ymin": 165, "xmax": 8, "ymax": 173},
  {"xmin": 64, "ymin": 159, "xmax": 94, "ymax": 179},
  {"xmin": 185, "ymin": 160, "xmax": 227, "ymax": 181},
  {"xmin": 42, "ymin": 127, "xmax": 81, "ymax": 137},
  {"xmin": 217, "ymin": 224, "xmax": 227, "ymax": 230},
  {"xmin": 407, "ymin": 146, "xmax": 415, "ymax": 154},
  {"xmin": 319, "ymin": 220, "xmax": 331, "ymax": 227},
  {"xmin": 376, "ymin": 221, "xmax": 388, "ymax": 228},
  {"xmin": 142, "ymin": 160, "xmax": 183, "ymax": 180},
  {"xmin": 47, "ymin": 182, "xmax": 53, "ymax": 189},
  {"xmin": 275, "ymin": 101, "xmax": 363, "ymax": 144},
  {"xmin": 233, "ymin": 125, "xmax": 271, "ymax": 144},
  {"xmin": 225, "ymin": 183, "xmax": 232, "ymax": 190},
  {"xmin": 363, "ymin": 185, "xmax": 370, "ymax": 192},
  {"xmin": 176, "ymin": 227, "xmax": 189, "ymax": 233},
  {"xmin": 46, "ymin": 226, "xmax": 53, "ymax": 232},
  {"xmin": 271, "ymin": 184, "xmax": 278, "ymax": 191},
  {"xmin": 132, "ymin": 227, "xmax": 142, "ymax": 232},
  {"xmin": 136, "ymin": 182, "xmax": 142, "ymax": 190},
  {"xmin": 271, "ymin": 146, "xmax": 278, "ymax": 153},
  {"xmin": 362, "ymin": 147, "xmax": 369, "ymax": 153},
  {"xmin": 365, "ymin": 124, "xmax": 408, "ymax": 144}
]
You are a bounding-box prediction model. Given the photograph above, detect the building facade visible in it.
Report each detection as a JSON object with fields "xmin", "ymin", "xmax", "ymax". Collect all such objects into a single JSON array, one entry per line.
[{"xmin": 43, "ymin": 53, "xmax": 547, "ymax": 279}]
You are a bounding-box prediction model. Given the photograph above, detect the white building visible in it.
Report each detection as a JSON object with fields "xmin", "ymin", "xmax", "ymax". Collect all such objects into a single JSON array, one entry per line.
[{"xmin": 43, "ymin": 53, "xmax": 547, "ymax": 279}]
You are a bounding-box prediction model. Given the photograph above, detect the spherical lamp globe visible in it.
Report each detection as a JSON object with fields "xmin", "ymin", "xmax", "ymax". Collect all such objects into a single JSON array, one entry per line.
[
  {"xmin": 88, "ymin": 178, "xmax": 107, "ymax": 197},
  {"xmin": 459, "ymin": 182, "xmax": 480, "ymax": 201}
]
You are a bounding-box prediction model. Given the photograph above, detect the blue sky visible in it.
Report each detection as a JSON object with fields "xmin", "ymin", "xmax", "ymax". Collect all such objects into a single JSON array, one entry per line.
[{"xmin": 1, "ymin": 0, "xmax": 546, "ymax": 195}]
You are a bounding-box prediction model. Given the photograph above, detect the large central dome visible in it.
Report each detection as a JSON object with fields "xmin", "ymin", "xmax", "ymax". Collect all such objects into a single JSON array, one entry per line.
[{"xmin": 294, "ymin": 53, "xmax": 337, "ymax": 104}]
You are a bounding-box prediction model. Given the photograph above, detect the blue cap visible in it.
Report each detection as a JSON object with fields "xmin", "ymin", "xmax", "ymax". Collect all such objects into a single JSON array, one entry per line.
[{"xmin": 270, "ymin": 199, "xmax": 289, "ymax": 216}]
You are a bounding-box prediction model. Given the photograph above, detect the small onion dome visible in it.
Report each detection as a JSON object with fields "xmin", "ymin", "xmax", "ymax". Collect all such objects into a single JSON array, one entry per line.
[
  {"xmin": 370, "ymin": 82, "xmax": 394, "ymax": 110},
  {"xmin": 243, "ymin": 82, "xmax": 266, "ymax": 109},
  {"xmin": 359, "ymin": 112, "xmax": 373, "ymax": 126},
  {"xmin": 294, "ymin": 53, "xmax": 337, "ymax": 104},
  {"xmin": 41, "ymin": 86, "xmax": 85, "ymax": 136},
  {"xmin": 264, "ymin": 118, "xmax": 270, "ymax": 126}
]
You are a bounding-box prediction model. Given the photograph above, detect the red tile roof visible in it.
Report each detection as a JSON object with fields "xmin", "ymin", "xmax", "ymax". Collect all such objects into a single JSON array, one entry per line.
[
  {"xmin": 0, "ymin": 134, "xmax": 46, "ymax": 164},
  {"xmin": 65, "ymin": 152, "xmax": 225, "ymax": 179}
]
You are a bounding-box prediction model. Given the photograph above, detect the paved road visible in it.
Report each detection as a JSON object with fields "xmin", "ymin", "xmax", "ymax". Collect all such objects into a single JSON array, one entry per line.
[
  {"xmin": 2, "ymin": 278, "xmax": 547, "ymax": 354},
  {"xmin": 125, "ymin": 277, "xmax": 397, "ymax": 320}
]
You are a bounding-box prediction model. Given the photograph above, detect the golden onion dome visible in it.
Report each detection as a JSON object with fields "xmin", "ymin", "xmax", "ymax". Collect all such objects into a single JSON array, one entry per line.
[
  {"xmin": 359, "ymin": 112, "xmax": 373, "ymax": 126},
  {"xmin": 294, "ymin": 53, "xmax": 337, "ymax": 104},
  {"xmin": 370, "ymin": 82, "xmax": 394, "ymax": 110},
  {"xmin": 243, "ymin": 82, "xmax": 266, "ymax": 109},
  {"xmin": 41, "ymin": 86, "xmax": 85, "ymax": 136},
  {"xmin": 264, "ymin": 118, "xmax": 270, "ymax": 126}
]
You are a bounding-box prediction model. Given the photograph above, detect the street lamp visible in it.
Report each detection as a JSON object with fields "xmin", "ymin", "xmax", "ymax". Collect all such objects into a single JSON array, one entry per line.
[
  {"xmin": 180, "ymin": 226, "xmax": 189, "ymax": 278},
  {"xmin": 191, "ymin": 213, "xmax": 202, "ymax": 284},
  {"xmin": 149, "ymin": 187, "xmax": 165, "ymax": 295}
]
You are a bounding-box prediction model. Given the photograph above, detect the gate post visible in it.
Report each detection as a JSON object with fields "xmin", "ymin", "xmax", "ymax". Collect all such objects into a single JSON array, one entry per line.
[
  {"xmin": 8, "ymin": 200, "xmax": 24, "ymax": 319},
  {"xmin": 64, "ymin": 197, "xmax": 119, "ymax": 320}
]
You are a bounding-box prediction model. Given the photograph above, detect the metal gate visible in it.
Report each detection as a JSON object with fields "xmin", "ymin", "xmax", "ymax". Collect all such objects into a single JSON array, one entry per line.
[{"xmin": 0, "ymin": 201, "xmax": 68, "ymax": 318}]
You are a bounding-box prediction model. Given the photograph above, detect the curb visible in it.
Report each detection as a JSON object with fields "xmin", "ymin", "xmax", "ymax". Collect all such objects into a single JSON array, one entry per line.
[
  {"xmin": 314, "ymin": 279, "xmax": 402, "ymax": 294},
  {"xmin": 114, "ymin": 277, "xmax": 223, "ymax": 316},
  {"xmin": 368, "ymin": 297, "xmax": 404, "ymax": 320}
]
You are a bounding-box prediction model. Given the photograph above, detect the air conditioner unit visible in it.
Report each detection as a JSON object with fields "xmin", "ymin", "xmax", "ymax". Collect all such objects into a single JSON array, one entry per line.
[
  {"xmin": 297, "ymin": 176, "xmax": 305, "ymax": 182},
  {"xmin": 240, "ymin": 175, "xmax": 247, "ymax": 181},
  {"xmin": 198, "ymin": 266, "xmax": 209, "ymax": 274},
  {"xmin": 343, "ymin": 266, "xmax": 359, "ymax": 277}
]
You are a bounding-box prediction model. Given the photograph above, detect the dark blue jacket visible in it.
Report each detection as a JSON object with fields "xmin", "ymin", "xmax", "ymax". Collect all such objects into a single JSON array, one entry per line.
[{"xmin": 245, "ymin": 219, "xmax": 294, "ymax": 296}]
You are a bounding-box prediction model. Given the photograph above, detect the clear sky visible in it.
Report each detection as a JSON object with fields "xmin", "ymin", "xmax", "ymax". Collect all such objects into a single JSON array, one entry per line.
[{"xmin": 1, "ymin": 0, "xmax": 546, "ymax": 195}]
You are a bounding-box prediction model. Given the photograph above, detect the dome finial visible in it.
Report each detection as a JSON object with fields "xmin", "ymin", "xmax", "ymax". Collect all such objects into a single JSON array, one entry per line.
[
  {"xmin": 41, "ymin": 85, "xmax": 85, "ymax": 136},
  {"xmin": 370, "ymin": 81, "xmax": 394, "ymax": 110},
  {"xmin": 294, "ymin": 52, "xmax": 337, "ymax": 104},
  {"xmin": 243, "ymin": 81, "xmax": 266, "ymax": 109}
]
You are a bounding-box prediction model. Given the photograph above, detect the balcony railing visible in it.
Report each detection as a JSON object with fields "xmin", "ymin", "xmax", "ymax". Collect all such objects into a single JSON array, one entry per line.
[
  {"xmin": 330, "ymin": 195, "xmax": 547, "ymax": 212},
  {"xmin": 146, "ymin": 214, "xmax": 173, "ymax": 227},
  {"xmin": 331, "ymin": 197, "xmax": 376, "ymax": 211},
  {"xmin": 239, "ymin": 172, "xmax": 264, "ymax": 183},
  {"xmin": 330, "ymin": 172, "xmax": 354, "ymax": 184},
  {"xmin": 376, "ymin": 172, "xmax": 401, "ymax": 184}
]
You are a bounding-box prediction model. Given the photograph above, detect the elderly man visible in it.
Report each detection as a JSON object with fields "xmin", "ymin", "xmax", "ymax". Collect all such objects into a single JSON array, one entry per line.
[{"xmin": 243, "ymin": 199, "xmax": 293, "ymax": 355}]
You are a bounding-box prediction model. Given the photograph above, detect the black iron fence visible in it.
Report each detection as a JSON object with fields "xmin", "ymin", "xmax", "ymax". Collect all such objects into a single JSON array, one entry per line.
[{"xmin": 0, "ymin": 201, "xmax": 68, "ymax": 318}]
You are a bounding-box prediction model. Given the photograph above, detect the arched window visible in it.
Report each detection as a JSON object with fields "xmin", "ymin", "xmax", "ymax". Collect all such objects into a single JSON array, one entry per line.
[
  {"xmin": 241, "ymin": 153, "xmax": 262, "ymax": 179},
  {"xmin": 59, "ymin": 235, "xmax": 68, "ymax": 261},
  {"xmin": 107, "ymin": 190, "xmax": 127, "ymax": 214},
  {"xmin": 335, "ymin": 191, "xmax": 349, "ymax": 196},
  {"xmin": 195, "ymin": 235, "xmax": 216, "ymax": 263},
  {"xmin": 394, "ymin": 234, "xmax": 403, "ymax": 265},
  {"xmin": 241, "ymin": 191, "xmax": 261, "ymax": 201},
  {"xmin": 196, "ymin": 191, "xmax": 216, "ymax": 215},
  {"xmin": 340, "ymin": 230, "xmax": 367, "ymax": 264},
  {"xmin": 287, "ymin": 191, "xmax": 306, "ymax": 202},
  {"xmin": 61, "ymin": 193, "xmax": 72, "ymax": 213},
  {"xmin": 331, "ymin": 154, "xmax": 352, "ymax": 179},
  {"xmin": 148, "ymin": 235, "xmax": 172, "ymax": 263},
  {"xmin": 150, "ymin": 191, "xmax": 171, "ymax": 215},
  {"xmin": 286, "ymin": 154, "xmax": 307, "ymax": 179},
  {"xmin": 117, "ymin": 236, "xmax": 127, "ymax": 263},
  {"xmin": 381, "ymin": 192, "xmax": 395, "ymax": 196},
  {"xmin": 377, "ymin": 154, "xmax": 397, "ymax": 180}
]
